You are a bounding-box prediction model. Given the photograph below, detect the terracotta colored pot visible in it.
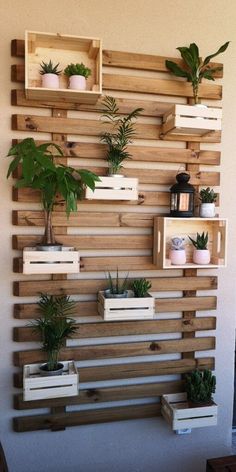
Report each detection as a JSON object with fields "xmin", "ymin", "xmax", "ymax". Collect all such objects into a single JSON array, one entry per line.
[
  {"xmin": 42, "ymin": 73, "xmax": 60, "ymax": 89},
  {"xmin": 193, "ymin": 249, "xmax": 210, "ymax": 265},
  {"xmin": 68, "ymin": 75, "xmax": 86, "ymax": 90}
]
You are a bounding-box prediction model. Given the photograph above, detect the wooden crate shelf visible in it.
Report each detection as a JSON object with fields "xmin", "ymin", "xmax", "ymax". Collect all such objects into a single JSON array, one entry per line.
[
  {"xmin": 153, "ymin": 217, "xmax": 227, "ymax": 269},
  {"xmin": 161, "ymin": 104, "xmax": 222, "ymax": 137},
  {"xmin": 85, "ymin": 176, "xmax": 139, "ymax": 201},
  {"xmin": 98, "ymin": 291, "xmax": 155, "ymax": 321},
  {"xmin": 23, "ymin": 246, "xmax": 80, "ymax": 274},
  {"xmin": 25, "ymin": 31, "xmax": 102, "ymax": 104}
]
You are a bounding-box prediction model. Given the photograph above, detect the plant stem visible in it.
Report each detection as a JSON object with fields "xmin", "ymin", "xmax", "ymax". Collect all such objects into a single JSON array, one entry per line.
[{"xmin": 42, "ymin": 210, "xmax": 56, "ymax": 245}]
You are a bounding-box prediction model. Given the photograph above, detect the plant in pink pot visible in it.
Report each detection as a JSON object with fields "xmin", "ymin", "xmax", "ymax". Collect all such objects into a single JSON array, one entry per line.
[
  {"xmin": 169, "ymin": 237, "xmax": 186, "ymax": 265},
  {"xmin": 189, "ymin": 231, "xmax": 210, "ymax": 265},
  {"xmin": 64, "ymin": 62, "xmax": 91, "ymax": 90},
  {"xmin": 39, "ymin": 60, "xmax": 62, "ymax": 89}
]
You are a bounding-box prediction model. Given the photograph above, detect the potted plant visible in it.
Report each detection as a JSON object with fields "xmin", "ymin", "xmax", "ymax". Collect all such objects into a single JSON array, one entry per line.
[
  {"xmin": 199, "ymin": 187, "xmax": 217, "ymax": 218},
  {"xmin": 166, "ymin": 41, "xmax": 229, "ymax": 105},
  {"xmin": 188, "ymin": 231, "xmax": 210, "ymax": 264},
  {"xmin": 64, "ymin": 62, "xmax": 92, "ymax": 90},
  {"xmin": 131, "ymin": 278, "xmax": 152, "ymax": 297},
  {"xmin": 169, "ymin": 237, "xmax": 186, "ymax": 265},
  {"xmin": 185, "ymin": 369, "xmax": 216, "ymax": 407},
  {"xmin": 7, "ymin": 138, "xmax": 99, "ymax": 248},
  {"xmin": 104, "ymin": 269, "xmax": 129, "ymax": 299},
  {"xmin": 39, "ymin": 60, "xmax": 62, "ymax": 89}
]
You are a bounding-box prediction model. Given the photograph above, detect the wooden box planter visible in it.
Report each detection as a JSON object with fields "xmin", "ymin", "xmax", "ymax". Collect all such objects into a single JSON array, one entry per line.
[
  {"xmin": 153, "ymin": 217, "xmax": 227, "ymax": 269},
  {"xmin": 98, "ymin": 291, "xmax": 155, "ymax": 321},
  {"xmin": 25, "ymin": 31, "xmax": 102, "ymax": 104},
  {"xmin": 23, "ymin": 361, "xmax": 79, "ymax": 401},
  {"xmin": 161, "ymin": 393, "xmax": 218, "ymax": 432},
  {"xmin": 161, "ymin": 104, "xmax": 222, "ymax": 137},
  {"xmin": 23, "ymin": 246, "xmax": 80, "ymax": 274},
  {"xmin": 85, "ymin": 176, "xmax": 138, "ymax": 201}
]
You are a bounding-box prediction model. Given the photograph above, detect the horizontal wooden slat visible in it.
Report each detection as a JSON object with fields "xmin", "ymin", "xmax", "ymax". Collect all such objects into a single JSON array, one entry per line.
[{"xmin": 13, "ymin": 403, "xmax": 161, "ymax": 432}]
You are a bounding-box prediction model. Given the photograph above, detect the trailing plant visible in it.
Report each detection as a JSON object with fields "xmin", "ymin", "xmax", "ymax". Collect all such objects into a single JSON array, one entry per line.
[
  {"xmin": 64, "ymin": 63, "xmax": 91, "ymax": 78},
  {"xmin": 100, "ymin": 96, "xmax": 143, "ymax": 174},
  {"xmin": 166, "ymin": 41, "xmax": 229, "ymax": 104},
  {"xmin": 199, "ymin": 187, "xmax": 217, "ymax": 204},
  {"xmin": 132, "ymin": 278, "xmax": 152, "ymax": 298},
  {"xmin": 6, "ymin": 138, "xmax": 100, "ymax": 245},
  {"xmin": 105, "ymin": 269, "xmax": 129, "ymax": 295},
  {"xmin": 185, "ymin": 369, "xmax": 216, "ymax": 404},
  {"xmin": 171, "ymin": 237, "xmax": 185, "ymax": 250},
  {"xmin": 189, "ymin": 231, "xmax": 208, "ymax": 250},
  {"xmin": 39, "ymin": 60, "xmax": 62, "ymax": 75},
  {"xmin": 31, "ymin": 294, "xmax": 78, "ymax": 371}
]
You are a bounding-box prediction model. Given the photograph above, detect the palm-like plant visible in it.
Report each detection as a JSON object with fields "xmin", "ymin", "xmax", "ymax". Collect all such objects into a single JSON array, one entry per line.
[
  {"xmin": 166, "ymin": 42, "xmax": 229, "ymax": 104},
  {"xmin": 100, "ymin": 96, "xmax": 143, "ymax": 174},
  {"xmin": 7, "ymin": 138, "xmax": 100, "ymax": 245}
]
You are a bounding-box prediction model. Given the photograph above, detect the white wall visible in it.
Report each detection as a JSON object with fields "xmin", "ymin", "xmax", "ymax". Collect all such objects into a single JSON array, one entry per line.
[{"xmin": 0, "ymin": 1, "xmax": 236, "ymax": 471}]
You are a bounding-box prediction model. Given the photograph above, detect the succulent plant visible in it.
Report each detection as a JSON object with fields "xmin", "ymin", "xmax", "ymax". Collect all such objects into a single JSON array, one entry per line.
[
  {"xmin": 171, "ymin": 237, "xmax": 185, "ymax": 250},
  {"xmin": 132, "ymin": 278, "xmax": 152, "ymax": 298},
  {"xmin": 39, "ymin": 60, "xmax": 62, "ymax": 75},
  {"xmin": 189, "ymin": 231, "xmax": 208, "ymax": 250},
  {"xmin": 105, "ymin": 269, "xmax": 129, "ymax": 295},
  {"xmin": 185, "ymin": 369, "xmax": 216, "ymax": 404},
  {"xmin": 199, "ymin": 187, "xmax": 217, "ymax": 204},
  {"xmin": 64, "ymin": 63, "xmax": 91, "ymax": 78}
]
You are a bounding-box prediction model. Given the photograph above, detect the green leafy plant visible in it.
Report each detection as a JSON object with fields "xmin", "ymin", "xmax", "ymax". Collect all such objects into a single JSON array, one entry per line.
[
  {"xmin": 39, "ymin": 60, "xmax": 62, "ymax": 75},
  {"xmin": 189, "ymin": 231, "xmax": 208, "ymax": 250},
  {"xmin": 31, "ymin": 294, "xmax": 78, "ymax": 371},
  {"xmin": 199, "ymin": 187, "xmax": 217, "ymax": 203},
  {"xmin": 64, "ymin": 63, "xmax": 91, "ymax": 78},
  {"xmin": 185, "ymin": 369, "xmax": 216, "ymax": 404},
  {"xmin": 6, "ymin": 138, "xmax": 100, "ymax": 245},
  {"xmin": 105, "ymin": 269, "xmax": 129, "ymax": 295},
  {"xmin": 166, "ymin": 42, "xmax": 229, "ymax": 104},
  {"xmin": 132, "ymin": 278, "xmax": 152, "ymax": 298},
  {"xmin": 100, "ymin": 96, "xmax": 143, "ymax": 174}
]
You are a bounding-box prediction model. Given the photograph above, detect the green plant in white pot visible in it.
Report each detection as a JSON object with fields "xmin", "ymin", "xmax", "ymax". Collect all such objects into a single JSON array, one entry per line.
[
  {"xmin": 39, "ymin": 60, "xmax": 62, "ymax": 89},
  {"xmin": 189, "ymin": 231, "xmax": 210, "ymax": 265},
  {"xmin": 104, "ymin": 269, "xmax": 129, "ymax": 298},
  {"xmin": 131, "ymin": 278, "xmax": 152, "ymax": 298},
  {"xmin": 199, "ymin": 187, "xmax": 217, "ymax": 218},
  {"xmin": 64, "ymin": 62, "xmax": 91, "ymax": 90}
]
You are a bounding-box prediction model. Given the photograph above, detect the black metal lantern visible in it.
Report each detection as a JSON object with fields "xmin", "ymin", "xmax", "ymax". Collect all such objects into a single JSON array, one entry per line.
[{"xmin": 170, "ymin": 172, "xmax": 195, "ymax": 217}]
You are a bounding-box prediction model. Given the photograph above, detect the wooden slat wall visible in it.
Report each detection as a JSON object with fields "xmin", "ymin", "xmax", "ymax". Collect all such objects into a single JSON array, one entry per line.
[{"xmin": 11, "ymin": 39, "xmax": 221, "ymax": 432}]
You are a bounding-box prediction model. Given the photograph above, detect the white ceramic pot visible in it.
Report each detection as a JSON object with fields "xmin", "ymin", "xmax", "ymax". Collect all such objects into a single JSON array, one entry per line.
[
  {"xmin": 42, "ymin": 73, "xmax": 60, "ymax": 89},
  {"xmin": 200, "ymin": 203, "xmax": 215, "ymax": 218},
  {"xmin": 193, "ymin": 249, "xmax": 210, "ymax": 265},
  {"xmin": 169, "ymin": 249, "xmax": 186, "ymax": 265},
  {"xmin": 68, "ymin": 75, "xmax": 86, "ymax": 90}
]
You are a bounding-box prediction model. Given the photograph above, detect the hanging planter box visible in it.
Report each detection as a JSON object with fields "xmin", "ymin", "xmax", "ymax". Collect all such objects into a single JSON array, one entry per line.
[
  {"xmin": 153, "ymin": 217, "xmax": 227, "ymax": 269},
  {"xmin": 85, "ymin": 176, "xmax": 138, "ymax": 201},
  {"xmin": 23, "ymin": 246, "xmax": 80, "ymax": 274},
  {"xmin": 98, "ymin": 291, "xmax": 155, "ymax": 321},
  {"xmin": 161, "ymin": 393, "xmax": 218, "ymax": 432},
  {"xmin": 161, "ymin": 104, "xmax": 222, "ymax": 137},
  {"xmin": 25, "ymin": 31, "xmax": 102, "ymax": 104},
  {"xmin": 23, "ymin": 361, "xmax": 79, "ymax": 401}
]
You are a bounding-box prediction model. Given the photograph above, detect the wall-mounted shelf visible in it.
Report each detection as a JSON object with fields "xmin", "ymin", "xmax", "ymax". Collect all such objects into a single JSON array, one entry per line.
[
  {"xmin": 162, "ymin": 104, "xmax": 222, "ymax": 137},
  {"xmin": 85, "ymin": 176, "xmax": 138, "ymax": 201},
  {"xmin": 25, "ymin": 31, "xmax": 102, "ymax": 104},
  {"xmin": 23, "ymin": 246, "xmax": 80, "ymax": 274},
  {"xmin": 153, "ymin": 217, "xmax": 227, "ymax": 269},
  {"xmin": 98, "ymin": 291, "xmax": 155, "ymax": 320}
]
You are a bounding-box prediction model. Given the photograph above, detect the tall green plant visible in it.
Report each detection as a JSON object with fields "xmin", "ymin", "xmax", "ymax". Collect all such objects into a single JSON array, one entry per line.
[
  {"xmin": 6, "ymin": 138, "xmax": 100, "ymax": 245},
  {"xmin": 106, "ymin": 269, "xmax": 129, "ymax": 295},
  {"xmin": 166, "ymin": 42, "xmax": 229, "ymax": 104}
]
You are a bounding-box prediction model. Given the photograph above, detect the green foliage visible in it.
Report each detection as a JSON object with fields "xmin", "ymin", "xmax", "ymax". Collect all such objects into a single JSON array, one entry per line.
[
  {"xmin": 185, "ymin": 369, "xmax": 216, "ymax": 404},
  {"xmin": 64, "ymin": 63, "xmax": 91, "ymax": 78},
  {"xmin": 31, "ymin": 294, "xmax": 78, "ymax": 371},
  {"xmin": 106, "ymin": 269, "xmax": 129, "ymax": 295},
  {"xmin": 166, "ymin": 41, "xmax": 229, "ymax": 104},
  {"xmin": 199, "ymin": 187, "xmax": 217, "ymax": 203},
  {"xmin": 39, "ymin": 60, "xmax": 62, "ymax": 75},
  {"xmin": 189, "ymin": 231, "xmax": 208, "ymax": 250},
  {"xmin": 132, "ymin": 278, "xmax": 152, "ymax": 298},
  {"xmin": 100, "ymin": 96, "xmax": 143, "ymax": 174}
]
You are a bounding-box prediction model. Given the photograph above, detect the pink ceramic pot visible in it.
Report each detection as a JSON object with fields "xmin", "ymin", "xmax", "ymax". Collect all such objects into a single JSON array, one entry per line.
[
  {"xmin": 193, "ymin": 249, "xmax": 210, "ymax": 265},
  {"xmin": 42, "ymin": 74, "xmax": 59, "ymax": 89},
  {"xmin": 170, "ymin": 249, "xmax": 186, "ymax": 265},
  {"xmin": 69, "ymin": 75, "xmax": 86, "ymax": 90}
]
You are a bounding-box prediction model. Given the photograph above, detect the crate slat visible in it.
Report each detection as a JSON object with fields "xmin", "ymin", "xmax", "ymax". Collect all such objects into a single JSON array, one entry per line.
[
  {"xmin": 85, "ymin": 177, "xmax": 138, "ymax": 201},
  {"xmin": 162, "ymin": 104, "xmax": 222, "ymax": 137},
  {"xmin": 23, "ymin": 247, "xmax": 80, "ymax": 274}
]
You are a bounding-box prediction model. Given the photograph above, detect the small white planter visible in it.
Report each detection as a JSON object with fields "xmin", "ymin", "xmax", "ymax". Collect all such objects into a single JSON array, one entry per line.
[
  {"xmin": 68, "ymin": 75, "xmax": 86, "ymax": 90},
  {"xmin": 169, "ymin": 249, "xmax": 186, "ymax": 265},
  {"xmin": 23, "ymin": 361, "xmax": 79, "ymax": 401},
  {"xmin": 23, "ymin": 246, "xmax": 80, "ymax": 274},
  {"xmin": 98, "ymin": 290, "xmax": 155, "ymax": 321},
  {"xmin": 41, "ymin": 73, "xmax": 60, "ymax": 89},
  {"xmin": 85, "ymin": 176, "xmax": 138, "ymax": 201},
  {"xmin": 200, "ymin": 203, "xmax": 215, "ymax": 218},
  {"xmin": 193, "ymin": 249, "xmax": 210, "ymax": 265}
]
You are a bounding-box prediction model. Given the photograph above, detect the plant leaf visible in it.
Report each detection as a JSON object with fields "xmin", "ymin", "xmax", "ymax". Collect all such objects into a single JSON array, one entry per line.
[
  {"xmin": 203, "ymin": 41, "xmax": 230, "ymax": 66},
  {"xmin": 166, "ymin": 60, "xmax": 191, "ymax": 80}
]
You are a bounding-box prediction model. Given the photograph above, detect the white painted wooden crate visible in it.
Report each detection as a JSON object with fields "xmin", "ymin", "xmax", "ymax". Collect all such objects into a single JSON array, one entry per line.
[
  {"xmin": 161, "ymin": 393, "xmax": 218, "ymax": 431},
  {"xmin": 85, "ymin": 176, "xmax": 138, "ymax": 200},
  {"xmin": 162, "ymin": 104, "xmax": 222, "ymax": 137},
  {"xmin": 98, "ymin": 291, "xmax": 155, "ymax": 321},
  {"xmin": 23, "ymin": 361, "xmax": 79, "ymax": 401},
  {"xmin": 23, "ymin": 246, "xmax": 80, "ymax": 274}
]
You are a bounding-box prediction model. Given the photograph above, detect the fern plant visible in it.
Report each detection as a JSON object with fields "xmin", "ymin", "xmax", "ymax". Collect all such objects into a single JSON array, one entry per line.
[
  {"xmin": 199, "ymin": 187, "xmax": 217, "ymax": 203},
  {"xmin": 166, "ymin": 42, "xmax": 229, "ymax": 104},
  {"xmin": 185, "ymin": 369, "xmax": 216, "ymax": 404},
  {"xmin": 100, "ymin": 96, "xmax": 143, "ymax": 174},
  {"xmin": 64, "ymin": 63, "xmax": 91, "ymax": 78},
  {"xmin": 132, "ymin": 278, "xmax": 152, "ymax": 298},
  {"xmin": 189, "ymin": 232, "xmax": 208, "ymax": 250},
  {"xmin": 39, "ymin": 60, "xmax": 62, "ymax": 75}
]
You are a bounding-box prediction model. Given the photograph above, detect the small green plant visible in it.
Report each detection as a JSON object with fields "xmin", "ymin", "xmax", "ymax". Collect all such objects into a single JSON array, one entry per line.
[
  {"xmin": 100, "ymin": 96, "xmax": 143, "ymax": 174},
  {"xmin": 185, "ymin": 369, "xmax": 216, "ymax": 404},
  {"xmin": 106, "ymin": 269, "xmax": 129, "ymax": 295},
  {"xmin": 132, "ymin": 278, "xmax": 152, "ymax": 298},
  {"xmin": 189, "ymin": 231, "xmax": 208, "ymax": 250},
  {"xmin": 64, "ymin": 63, "xmax": 91, "ymax": 78},
  {"xmin": 39, "ymin": 60, "xmax": 62, "ymax": 75},
  {"xmin": 166, "ymin": 42, "xmax": 229, "ymax": 104},
  {"xmin": 31, "ymin": 294, "xmax": 78, "ymax": 371},
  {"xmin": 199, "ymin": 187, "xmax": 217, "ymax": 203}
]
